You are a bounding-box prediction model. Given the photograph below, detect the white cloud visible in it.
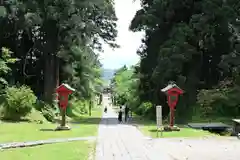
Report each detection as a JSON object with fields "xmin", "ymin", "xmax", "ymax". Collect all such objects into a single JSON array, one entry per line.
[{"xmin": 99, "ymin": 0, "xmax": 144, "ymax": 69}]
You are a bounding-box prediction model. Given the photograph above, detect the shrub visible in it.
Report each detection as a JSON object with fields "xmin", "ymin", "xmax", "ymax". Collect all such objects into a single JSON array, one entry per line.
[
  {"xmin": 197, "ymin": 85, "xmax": 240, "ymax": 117},
  {"xmin": 67, "ymin": 98, "xmax": 88, "ymax": 116},
  {"xmin": 34, "ymin": 100, "xmax": 45, "ymax": 111},
  {"xmin": 2, "ymin": 85, "xmax": 37, "ymax": 120},
  {"xmin": 136, "ymin": 102, "xmax": 153, "ymax": 116},
  {"xmin": 127, "ymin": 95, "xmax": 140, "ymax": 110},
  {"xmin": 41, "ymin": 104, "xmax": 56, "ymax": 122},
  {"xmin": 34, "ymin": 100, "xmax": 58, "ymax": 122}
]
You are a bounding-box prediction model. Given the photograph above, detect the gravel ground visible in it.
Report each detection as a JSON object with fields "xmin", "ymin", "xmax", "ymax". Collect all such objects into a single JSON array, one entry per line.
[{"xmin": 148, "ymin": 136, "xmax": 240, "ymax": 160}]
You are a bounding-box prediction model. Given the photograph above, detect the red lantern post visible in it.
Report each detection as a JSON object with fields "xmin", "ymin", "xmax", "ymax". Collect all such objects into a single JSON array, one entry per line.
[
  {"xmin": 56, "ymin": 83, "xmax": 75, "ymax": 130},
  {"xmin": 161, "ymin": 83, "xmax": 183, "ymax": 127}
]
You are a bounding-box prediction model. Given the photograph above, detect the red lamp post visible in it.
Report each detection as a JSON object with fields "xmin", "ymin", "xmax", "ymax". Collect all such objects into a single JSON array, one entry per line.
[
  {"xmin": 161, "ymin": 83, "xmax": 183, "ymax": 127},
  {"xmin": 56, "ymin": 83, "xmax": 75, "ymax": 130}
]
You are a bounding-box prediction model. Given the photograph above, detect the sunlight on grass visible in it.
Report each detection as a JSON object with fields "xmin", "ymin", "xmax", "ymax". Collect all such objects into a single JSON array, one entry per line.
[
  {"xmin": 131, "ymin": 115, "xmax": 216, "ymax": 138},
  {"xmin": 0, "ymin": 108, "xmax": 102, "ymax": 143},
  {"xmin": 0, "ymin": 141, "xmax": 93, "ymax": 160}
]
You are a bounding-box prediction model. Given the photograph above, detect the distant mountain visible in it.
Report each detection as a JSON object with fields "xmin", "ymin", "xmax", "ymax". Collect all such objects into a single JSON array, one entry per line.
[{"xmin": 101, "ymin": 68, "xmax": 115, "ymax": 85}]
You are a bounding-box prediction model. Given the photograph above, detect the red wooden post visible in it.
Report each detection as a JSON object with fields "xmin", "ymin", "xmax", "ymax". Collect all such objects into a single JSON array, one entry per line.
[
  {"xmin": 56, "ymin": 83, "xmax": 75, "ymax": 129},
  {"xmin": 161, "ymin": 83, "xmax": 183, "ymax": 127},
  {"xmin": 56, "ymin": 83, "xmax": 75, "ymax": 110},
  {"xmin": 170, "ymin": 108, "xmax": 174, "ymax": 127}
]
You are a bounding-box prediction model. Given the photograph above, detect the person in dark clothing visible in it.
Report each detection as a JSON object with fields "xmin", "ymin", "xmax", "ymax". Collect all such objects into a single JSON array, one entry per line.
[
  {"xmin": 118, "ymin": 106, "xmax": 123, "ymax": 123},
  {"xmin": 104, "ymin": 106, "xmax": 107, "ymax": 113},
  {"xmin": 124, "ymin": 105, "xmax": 129, "ymax": 122}
]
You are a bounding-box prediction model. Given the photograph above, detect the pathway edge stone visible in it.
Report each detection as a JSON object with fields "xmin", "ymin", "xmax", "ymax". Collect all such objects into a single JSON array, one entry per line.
[{"xmin": 0, "ymin": 136, "xmax": 96, "ymax": 150}]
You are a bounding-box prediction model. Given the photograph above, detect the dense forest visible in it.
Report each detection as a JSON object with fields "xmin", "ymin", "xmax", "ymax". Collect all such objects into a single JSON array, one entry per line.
[
  {"xmin": 0, "ymin": 0, "xmax": 117, "ymax": 121},
  {"xmin": 111, "ymin": 0, "xmax": 240, "ymax": 123}
]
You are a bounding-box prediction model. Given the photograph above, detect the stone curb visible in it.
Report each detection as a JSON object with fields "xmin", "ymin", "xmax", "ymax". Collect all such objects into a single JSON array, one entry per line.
[{"xmin": 0, "ymin": 136, "xmax": 96, "ymax": 149}]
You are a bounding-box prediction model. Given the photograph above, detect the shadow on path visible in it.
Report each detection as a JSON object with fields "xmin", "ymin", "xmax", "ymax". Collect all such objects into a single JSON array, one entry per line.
[{"xmin": 69, "ymin": 116, "xmax": 150, "ymax": 126}]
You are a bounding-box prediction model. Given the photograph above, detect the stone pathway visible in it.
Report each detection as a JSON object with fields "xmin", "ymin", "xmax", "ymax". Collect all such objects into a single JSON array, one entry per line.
[
  {"xmin": 0, "ymin": 136, "xmax": 96, "ymax": 149},
  {"xmin": 149, "ymin": 137, "xmax": 240, "ymax": 160},
  {"xmin": 95, "ymin": 95, "xmax": 240, "ymax": 160},
  {"xmin": 95, "ymin": 106, "xmax": 171, "ymax": 160}
]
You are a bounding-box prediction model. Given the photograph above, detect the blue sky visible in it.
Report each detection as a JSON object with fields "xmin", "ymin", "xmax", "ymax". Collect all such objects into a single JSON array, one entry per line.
[{"xmin": 98, "ymin": 0, "xmax": 144, "ymax": 69}]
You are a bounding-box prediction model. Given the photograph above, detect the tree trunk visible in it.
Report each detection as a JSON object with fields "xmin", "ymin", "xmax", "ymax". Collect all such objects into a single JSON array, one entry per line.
[
  {"xmin": 55, "ymin": 55, "xmax": 59, "ymax": 87},
  {"xmin": 44, "ymin": 54, "xmax": 55, "ymax": 103},
  {"xmin": 89, "ymin": 100, "xmax": 92, "ymax": 116},
  {"xmin": 42, "ymin": 19, "xmax": 59, "ymax": 103}
]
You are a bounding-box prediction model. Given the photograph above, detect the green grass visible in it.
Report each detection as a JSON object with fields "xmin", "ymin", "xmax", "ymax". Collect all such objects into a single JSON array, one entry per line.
[
  {"xmin": 0, "ymin": 141, "xmax": 94, "ymax": 160},
  {"xmin": 131, "ymin": 115, "xmax": 216, "ymax": 138},
  {"xmin": 139, "ymin": 124, "xmax": 215, "ymax": 138},
  {"xmin": 191, "ymin": 115, "xmax": 239, "ymax": 125},
  {"xmin": 0, "ymin": 106, "xmax": 102, "ymax": 159},
  {"xmin": 0, "ymin": 107, "xmax": 102, "ymax": 143}
]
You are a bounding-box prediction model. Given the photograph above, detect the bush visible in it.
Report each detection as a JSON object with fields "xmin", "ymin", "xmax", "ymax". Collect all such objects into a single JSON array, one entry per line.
[
  {"xmin": 197, "ymin": 85, "xmax": 240, "ymax": 117},
  {"xmin": 127, "ymin": 95, "xmax": 140, "ymax": 111},
  {"xmin": 34, "ymin": 100, "xmax": 45, "ymax": 111},
  {"xmin": 41, "ymin": 104, "xmax": 56, "ymax": 122},
  {"xmin": 136, "ymin": 102, "xmax": 153, "ymax": 116},
  {"xmin": 34, "ymin": 100, "xmax": 58, "ymax": 122},
  {"xmin": 67, "ymin": 98, "xmax": 88, "ymax": 116},
  {"xmin": 2, "ymin": 85, "xmax": 37, "ymax": 120}
]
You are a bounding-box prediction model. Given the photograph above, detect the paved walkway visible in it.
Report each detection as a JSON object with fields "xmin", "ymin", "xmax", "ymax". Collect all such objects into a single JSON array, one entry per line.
[
  {"xmin": 95, "ymin": 95, "xmax": 240, "ymax": 160},
  {"xmin": 95, "ymin": 106, "xmax": 171, "ymax": 160},
  {"xmin": 150, "ymin": 137, "xmax": 240, "ymax": 160}
]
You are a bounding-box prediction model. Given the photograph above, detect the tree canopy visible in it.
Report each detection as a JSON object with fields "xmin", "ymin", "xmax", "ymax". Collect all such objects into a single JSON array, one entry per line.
[
  {"xmin": 0, "ymin": 0, "xmax": 118, "ymax": 101},
  {"xmin": 111, "ymin": 0, "xmax": 240, "ymax": 122},
  {"xmin": 0, "ymin": 0, "xmax": 118, "ymax": 120}
]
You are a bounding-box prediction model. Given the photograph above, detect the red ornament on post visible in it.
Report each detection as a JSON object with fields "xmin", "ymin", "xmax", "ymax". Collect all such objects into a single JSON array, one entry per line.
[
  {"xmin": 161, "ymin": 82, "xmax": 183, "ymax": 127},
  {"xmin": 56, "ymin": 83, "xmax": 75, "ymax": 130},
  {"xmin": 56, "ymin": 83, "xmax": 75, "ymax": 110}
]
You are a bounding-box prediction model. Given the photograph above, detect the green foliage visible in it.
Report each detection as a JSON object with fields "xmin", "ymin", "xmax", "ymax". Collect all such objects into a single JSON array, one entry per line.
[
  {"xmin": 111, "ymin": 65, "xmax": 156, "ymax": 117},
  {"xmin": 26, "ymin": 109, "xmax": 48, "ymax": 124},
  {"xmin": 136, "ymin": 102, "xmax": 153, "ymax": 116},
  {"xmin": 68, "ymin": 98, "xmax": 88, "ymax": 116},
  {"xmin": 41, "ymin": 104, "xmax": 56, "ymax": 122},
  {"xmin": 127, "ymin": 94, "xmax": 140, "ymax": 110},
  {"xmin": 111, "ymin": 66, "xmax": 134, "ymax": 104},
  {"xmin": 65, "ymin": 46, "xmax": 104, "ymax": 101},
  {"xmin": 1, "ymin": 86, "xmax": 37, "ymax": 120},
  {"xmin": 0, "ymin": 0, "xmax": 117, "ymax": 108},
  {"xmin": 34, "ymin": 100, "xmax": 46, "ymax": 112},
  {"xmin": 123, "ymin": 0, "xmax": 240, "ymax": 120},
  {"xmin": 197, "ymin": 84, "xmax": 240, "ymax": 117},
  {"xmin": 0, "ymin": 47, "xmax": 17, "ymax": 88},
  {"xmin": 0, "ymin": 6, "xmax": 6, "ymax": 18},
  {"xmin": 35, "ymin": 100, "xmax": 57, "ymax": 122}
]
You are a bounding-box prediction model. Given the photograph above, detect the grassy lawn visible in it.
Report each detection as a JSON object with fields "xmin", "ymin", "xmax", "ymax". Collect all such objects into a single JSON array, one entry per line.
[
  {"xmin": 191, "ymin": 115, "xmax": 239, "ymax": 125},
  {"xmin": 139, "ymin": 124, "xmax": 215, "ymax": 138},
  {"xmin": 131, "ymin": 115, "xmax": 216, "ymax": 138},
  {"xmin": 0, "ymin": 107, "xmax": 102, "ymax": 143},
  {"xmin": 0, "ymin": 141, "xmax": 94, "ymax": 160}
]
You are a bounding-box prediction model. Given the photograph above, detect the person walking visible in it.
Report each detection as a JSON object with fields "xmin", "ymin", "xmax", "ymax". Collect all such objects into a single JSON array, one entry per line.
[
  {"xmin": 118, "ymin": 106, "xmax": 123, "ymax": 123},
  {"xmin": 104, "ymin": 106, "xmax": 107, "ymax": 113},
  {"xmin": 124, "ymin": 105, "xmax": 129, "ymax": 122},
  {"xmin": 129, "ymin": 109, "xmax": 132, "ymax": 121}
]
